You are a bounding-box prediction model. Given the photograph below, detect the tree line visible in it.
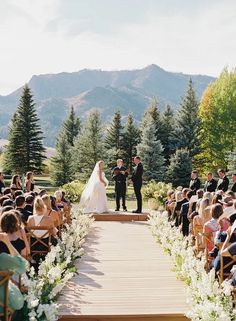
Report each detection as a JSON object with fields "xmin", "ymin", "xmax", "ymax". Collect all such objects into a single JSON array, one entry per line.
[{"xmin": 2, "ymin": 67, "xmax": 236, "ymax": 187}]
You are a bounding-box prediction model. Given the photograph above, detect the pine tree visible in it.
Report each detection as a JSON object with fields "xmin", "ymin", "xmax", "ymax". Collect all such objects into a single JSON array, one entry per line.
[
  {"xmin": 63, "ymin": 106, "xmax": 81, "ymax": 146},
  {"xmin": 137, "ymin": 115, "xmax": 165, "ymax": 181},
  {"xmin": 142, "ymin": 98, "xmax": 162, "ymax": 141},
  {"xmin": 5, "ymin": 85, "xmax": 45, "ymax": 174},
  {"xmin": 166, "ymin": 149, "xmax": 192, "ymax": 188},
  {"xmin": 51, "ymin": 131, "xmax": 74, "ymax": 186},
  {"xmin": 73, "ymin": 110, "xmax": 104, "ymax": 181},
  {"xmin": 122, "ymin": 114, "xmax": 141, "ymax": 173},
  {"xmin": 105, "ymin": 111, "xmax": 124, "ymax": 169},
  {"xmin": 175, "ymin": 79, "xmax": 200, "ymax": 157},
  {"xmin": 159, "ymin": 104, "xmax": 176, "ymax": 163}
]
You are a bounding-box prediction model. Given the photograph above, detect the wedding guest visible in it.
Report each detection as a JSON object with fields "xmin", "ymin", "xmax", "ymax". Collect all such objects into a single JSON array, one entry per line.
[
  {"xmin": 0, "ymin": 172, "xmax": 5, "ymax": 195},
  {"xmin": 193, "ymin": 198, "xmax": 211, "ymax": 227},
  {"xmin": 10, "ymin": 175, "xmax": 22, "ymax": 192},
  {"xmin": 220, "ymin": 196, "xmax": 235, "ymax": 218},
  {"xmin": 3, "ymin": 187, "xmax": 11, "ymax": 196},
  {"xmin": 231, "ymin": 173, "xmax": 236, "ymax": 193},
  {"xmin": 0, "ymin": 195, "xmax": 10, "ymax": 207},
  {"xmin": 25, "ymin": 194, "xmax": 34, "ymax": 214},
  {"xmin": 171, "ymin": 191, "xmax": 182, "ymax": 224},
  {"xmin": 42, "ymin": 194, "xmax": 60, "ymax": 227},
  {"xmin": 189, "ymin": 170, "xmax": 201, "ymax": 194},
  {"xmin": 172, "ymin": 188, "xmax": 190, "ymax": 227},
  {"xmin": 0, "ymin": 206, "xmax": 14, "ymax": 215},
  {"xmin": 179, "ymin": 190, "xmax": 194, "ymax": 236},
  {"xmin": 203, "ymin": 204, "xmax": 222, "ymax": 252},
  {"xmin": 0, "ymin": 232, "xmax": 28, "ymax": 314},
  {"xmin": 2, "ymin": 199, "xmax": 14, "ymax": 208},
  {"xmin": 25, "ymin": 171, "xmax": 35, "ymax": 192},
  {"xmin": 212, "ymin": 193, "xmax": 222, "ymax": 204},
  {"xmin": 217, "ymin": 169, "xmax": 229, "ymax": 192},
  {"xmin": 0, "ymin": 211, "xmax": 29, "ymax": 258},
  {"xmin": 15, "ymin": 195, "xmax": 31, "ymax": 225},
  {"xmin": 165, "ymin": 190, "xmax": 175, "ymax": 219},
  {"xmin": 204, "ymin": 173, "xmax": 217, "ymax": 192}
]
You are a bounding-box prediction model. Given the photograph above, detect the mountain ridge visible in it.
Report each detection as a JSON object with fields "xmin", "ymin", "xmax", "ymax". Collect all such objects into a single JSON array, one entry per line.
[{"xmin": 0, "ymin": 64, "xmax": 215, "ymax": 146}]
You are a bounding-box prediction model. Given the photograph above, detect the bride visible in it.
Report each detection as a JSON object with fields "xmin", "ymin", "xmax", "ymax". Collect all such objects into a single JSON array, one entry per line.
[{"xmin": 79, "ymin": 160, "xmax": 109, "ymax": 214}]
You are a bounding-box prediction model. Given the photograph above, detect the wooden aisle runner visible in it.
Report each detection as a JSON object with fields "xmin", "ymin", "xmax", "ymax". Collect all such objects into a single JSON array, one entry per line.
[{"xmin": 58, "ymin": 219, "xmax": 189, "ymax": 321}]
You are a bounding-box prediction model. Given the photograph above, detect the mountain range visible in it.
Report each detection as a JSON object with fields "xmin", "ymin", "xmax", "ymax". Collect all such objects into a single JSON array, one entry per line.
[{"xmin": 0, "ymin": 64, "xmax": 215, "ymax": 146}]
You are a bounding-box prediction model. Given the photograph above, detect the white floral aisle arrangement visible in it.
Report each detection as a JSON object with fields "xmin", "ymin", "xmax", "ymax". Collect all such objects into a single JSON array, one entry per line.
[
  {"xmin": 22, "ymin": 209, "xmax": 93, "ymax": 321},
  {"xmin": 149, "ymin": 211, "xmax": 236, "ymax": 321}
]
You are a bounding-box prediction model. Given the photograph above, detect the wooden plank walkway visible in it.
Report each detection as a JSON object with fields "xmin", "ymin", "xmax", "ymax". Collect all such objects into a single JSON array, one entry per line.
[{"xmin": 58, "ymin": 220, "xmax": 189, "ymax": 321}]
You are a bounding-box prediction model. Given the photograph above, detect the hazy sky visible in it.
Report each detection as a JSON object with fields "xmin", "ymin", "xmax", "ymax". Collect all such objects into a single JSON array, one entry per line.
[{"xmin": 1, "ymin": 0, "xmax": 236, "ymax": 95}]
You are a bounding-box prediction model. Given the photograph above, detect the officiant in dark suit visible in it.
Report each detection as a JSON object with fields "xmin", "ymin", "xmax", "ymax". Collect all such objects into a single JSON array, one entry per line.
[
  {"xmin": 112, "ymin": 159, "xmax": 128, "ymax": 211},
  {"xmin": 131, "ymin": 156, "xmax": 143, "ymax": 213}
]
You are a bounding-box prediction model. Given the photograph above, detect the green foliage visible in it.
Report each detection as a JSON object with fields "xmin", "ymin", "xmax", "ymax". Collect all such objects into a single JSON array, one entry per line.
[
  {"xmin": 122, "ymin": 114, "xmax": 140, "ymax": 173},
  {"xmin": 175, "ymin": 79, "xmax": 201, "ymax": 157},
  {"xmin": 73, "ymin": 110, "xmax": 104, "ymax": 181},
  {"xmin": 142, "ymin": 98, "xmax": 162, "ymax": 141},
  {"xmin": 137, "ymin": 115, "xmax": 165, "ymax": 181},
  {"xmin": 198, "ymin": 68, "xmax": 236, "ymax": 171},
  {"xmin": 62, "ymin": 180, "xmax": 85, "ymax": 203},
  {"xmin": 143, "ymin": 181, "xmax": 172, "ymax": 205},
  {"xmin": 4, "ymin": 85, "xmax": 45, "ymax": 174},
  {"xmin": 227, "ymin": 151, "xmax": 236, "ymax": 176},
  {"xmin": 105, "ymin": 110, "xmax": 124, "ymax": 169},
  {"xmin": 166, "ymin": 148, "xmax": 192, "ymax": 187},
  {"xmin": 51, "ymin": 131, "xmax": 74, "ymax": 186},
  {"xmin": 63, "ymin": 106, "xmax": 81, "ymax": 146},
  {"xmin": 159, "ymin": 104, "xmax": 176, "ymax": 163}
]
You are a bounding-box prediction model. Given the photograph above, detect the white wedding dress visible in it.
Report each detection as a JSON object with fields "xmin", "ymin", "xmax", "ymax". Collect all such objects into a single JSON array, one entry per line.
[{"xmin": 79, "ymin": 162, "xmax": 109, "ymax": 214}]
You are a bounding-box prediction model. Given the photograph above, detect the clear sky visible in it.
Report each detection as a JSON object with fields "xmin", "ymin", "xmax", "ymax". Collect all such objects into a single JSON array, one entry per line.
[{"xmin": 1, "ymin": 0, "xmax": 236, "ymax": 95}]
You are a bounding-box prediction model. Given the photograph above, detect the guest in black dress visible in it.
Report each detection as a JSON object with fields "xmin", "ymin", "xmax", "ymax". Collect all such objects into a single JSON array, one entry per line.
[{"xmin": 25, "ymin": 171, "xmax": 35, "ymax": 192}]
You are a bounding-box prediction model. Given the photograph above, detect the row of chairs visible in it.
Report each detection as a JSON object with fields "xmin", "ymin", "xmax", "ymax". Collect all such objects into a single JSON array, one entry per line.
[
  {"xmin": 193, "ymin": 224, "xmax": 236, "ymax": 286},
  {"xmin": 0, "ymin": 205, "xmax": 72, "ymax": 321}
]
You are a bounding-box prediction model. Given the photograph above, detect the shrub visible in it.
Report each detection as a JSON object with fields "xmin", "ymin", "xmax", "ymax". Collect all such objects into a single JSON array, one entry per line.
[
  {"xmin": 62, "ymin": 180, "xmax": 85, "ymax": 203},
  {"xmin": 143, "ymin": 181, "xmax": 173, "ymax": 206}
]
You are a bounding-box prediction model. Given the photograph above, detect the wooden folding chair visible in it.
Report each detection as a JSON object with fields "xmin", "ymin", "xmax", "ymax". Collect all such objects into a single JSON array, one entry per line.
[
  {"xmin": 26, "ymin": 226, "xmax": 52, "ymax": 260},
  {"xmin": 0, "ymin": 271, "xmax": 13, "ymax": 321},
  {"xmin": 219, "ymin": 252, "xmax": 236, "ymax": 284},
  {"xmin": 201, "ymin": 232, "xmax": 215, "ymax": 271},
  {"xmin": 63, "ymin": 204, "xmax": 72, "ymax": 224}
]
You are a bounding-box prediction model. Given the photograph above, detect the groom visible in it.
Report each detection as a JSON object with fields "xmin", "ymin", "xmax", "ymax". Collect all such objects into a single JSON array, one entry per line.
[
  {"xmin": 112, "ymin": 159, "xmax": 128, "ymax": 211},
  {"xmin": 131, "ymin": 156, "xmax": 143, "ymax": 213}
]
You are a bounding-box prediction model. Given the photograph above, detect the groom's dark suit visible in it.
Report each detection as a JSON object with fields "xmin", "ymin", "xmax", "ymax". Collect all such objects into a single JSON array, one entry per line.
[{"xmin": 131, "ymin": 162, "xmax": 143, "ymax": 213}]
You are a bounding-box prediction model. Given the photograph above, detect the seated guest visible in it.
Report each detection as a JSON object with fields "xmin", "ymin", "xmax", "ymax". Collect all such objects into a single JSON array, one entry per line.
[
  {"xmin": 0, "ymin": 211, "xmax": 30, "ymax": 258},
  {"xmin": 15, "ymin": 195, "xmax": 31, "ymax": 225},
  {"xmin": 0, "ymin": 232, "xmax": 28, "ymax": 315},
  {"xmin": 50, "ymin": 195, "xmax": 60, "ymax": 212},
  {"xmin": 220, "ymin": 196, "xmax": 235, "ymax": 218},
  {"xmin": 193, "ymin": 198, "xmax": 211, "ymax": 228},
  {"xmin": 203, "ymin": 204, "xmax": 222, "ymax": 252},
  {"xmin": 171, "ymin": 191, "xmax": 182, "ymax": 223},
  {"xmin": 2, "ymin": 187, "xmax": 11, "ymax": 196},
  {"xmin": 212, "ymin": 193, "xmax": 222, "ymax": 204},
  {"xmin": 217, "ymin": 169, "xmax": 229, "ymax": 192},
  {"xmin": 25, "ymin": 194, "xmax": 34, "ymax": 214},
  {"xmin": 165, "ymin": 190, "xmax": 175, "ymax": 219},
  {"xmin": 204, "ymin": 173, "xmax": 217, "ymax": 192},
  {"xmin": 179, "ymin": 190, "xmax": 194, "ymax": 236},
  {"xmin": 0, "ymin": 195, "xmax": 10, "ymax": 207},
  {"xmin": 25, "ymin": 171, "xmax": 35, "ymax": 192},
  {"xmin": 54, "ymin": 190, "xmax": 64, "ymax": 209},
  {"xmin": 0, "ymin": 206, "xmax": 14, "ymax": 215},
  {"xmin": 189, "ymin": 170, "xmax": 201, "ymax": 194},
  {"xmin": 39, "ymin": 189, "xmax": 47, "ymax": 197},
  {"xmin": 226, "ymin": 190, "xmax": 235, "ymax": 199},
  {"xmin": 27, "ymin": 197, "xmax": 58, "ymax": 250},
  {"xmin": 14, "ymin": 190, "xmax": 23, "ymax": 198},
  {"xmin": 42, "ymin": 194, "xmax": 60, "ymax": 227},
  {"xmin": 172, "ymin": 188, "xmax": 190, "ymax": 227},
  {"xmin": 231, "ymin": 173, "xmax": 236, "ymax": 193},
  {"xmin": 2, "ymin": 199, "xmax": 14, "ymax": 208},
  {"xmin": 0, "ymin": 172, "xmax": 5, "ymax": 195}
]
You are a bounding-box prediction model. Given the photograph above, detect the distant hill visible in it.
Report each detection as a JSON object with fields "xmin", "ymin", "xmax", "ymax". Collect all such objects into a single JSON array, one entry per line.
[{"xmin": 0, "ymin": 64, "xmax": 215, "ymax": 146}]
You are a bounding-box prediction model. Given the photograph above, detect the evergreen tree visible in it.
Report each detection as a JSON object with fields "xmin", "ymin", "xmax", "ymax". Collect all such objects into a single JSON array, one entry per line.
[
  {"xmin": 105, "ymin": 111, "xmax": 123, "ymax": 169},
  {"xmin": 122, "ymin": 114, "xmax": 141, "ymax": 173},
  {"xmin": 159, "ymin": 104, "xmax": 176, "ymax": 163},
  {"xmin": 142, "ymin": 98, "xmax": 162, "ymax": 141},
  {"xmin": 137, "ymin": 115, "xmax": 165, "ymax": 181},
  {"xmin": 175, "ymin": 79, "xmax": 200, "ymax": 157},
  {"xmin": 51, "ymin": 131, "xmax": 74, "ymax": 186},
  {"xmin": 5, "ymin": 85, "xmax": 45, "ymax": 174},
  {"xmin": 73, "ymin": 110, "xmax": 104, "ymax": 181},
  {"xmin": 63, "ymin": 106, "xmax": 81, "ymax": 146},
  {"xmin": 166, "ymin": 149, "xmax": 192, "ymax": 188}
]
